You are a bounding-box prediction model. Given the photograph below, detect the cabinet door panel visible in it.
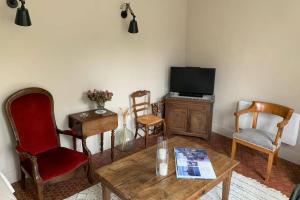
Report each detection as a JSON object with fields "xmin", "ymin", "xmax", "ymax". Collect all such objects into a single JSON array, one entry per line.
[
  {"xmin": 189, "ymin": 109, "xmax": 209, "ymax": 135},
  {"xmin": 166, "ymin": 106, "xmax": 187, "ymax": 132}
]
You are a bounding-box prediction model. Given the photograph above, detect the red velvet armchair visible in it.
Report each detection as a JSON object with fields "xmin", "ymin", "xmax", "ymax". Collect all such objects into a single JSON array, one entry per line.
[{"xmin": 5, "ymin": 87, "xmax": 92, "ymax": 200}]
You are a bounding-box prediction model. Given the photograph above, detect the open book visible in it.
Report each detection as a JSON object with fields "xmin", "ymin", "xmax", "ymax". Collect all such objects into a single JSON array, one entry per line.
[{"xmin": 174, "ymin": 147, "xmax": 216, "ymax": 180}]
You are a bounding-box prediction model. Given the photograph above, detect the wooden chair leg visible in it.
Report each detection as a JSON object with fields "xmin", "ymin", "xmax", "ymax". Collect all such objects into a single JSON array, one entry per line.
[
  {"xmin": 134, "ymin": 125, "xmax": 139, "ymax": 139},
  {"xmin": 162, "ymin": 120, "xmax": 167, "ymax": 139},
  {"xmin": 145, "ymin": 126, "xmax": 149, "ymax": 148},
  {"xmin": 273, "ymin": 149, "xmax": 279, "ymax": 165},
  {"xmin": 36, "ymin": 183, "xmax": 44, "ymax": 200},
  {"xmin": 82, "ymin": 137, "xmax": 94, "ymax": 184},
  {"xmin": 266, "ymin": 152, "xmax": 274, "ymax": 182},
  {"xmin": 20, "ymin": 169, "xmax": 26, "ymax": 190},
  {"xmin": 153, "ymin": 126, "xmax": 157, "ymax": 135},
  {"xmin": 231, "ymin": 140, "xmax": 237, "ymax": 160}
]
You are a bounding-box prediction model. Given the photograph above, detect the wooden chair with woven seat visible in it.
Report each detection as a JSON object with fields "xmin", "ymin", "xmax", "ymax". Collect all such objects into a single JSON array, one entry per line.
[
  {"xmin": 231, "ymin": 101, "xmax": 294, "ymax": 181},
  {"xmin": 130, "ymin": 90, "xmax": 166, "ymax": 148}
]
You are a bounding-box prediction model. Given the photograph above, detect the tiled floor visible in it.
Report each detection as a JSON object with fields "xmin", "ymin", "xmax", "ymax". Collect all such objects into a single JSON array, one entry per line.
[{"xmin": 12, "ymin": 133, "xmax": 300, "ymax": 200}]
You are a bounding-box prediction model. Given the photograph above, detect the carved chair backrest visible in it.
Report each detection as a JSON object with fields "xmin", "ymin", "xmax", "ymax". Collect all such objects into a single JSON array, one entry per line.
[
  {"xmin": 151, "ymin": 100, "xmax": 165, "ymax": 118},
  {"xmin": 5, "ymin": 87, "xmax": 59, "ymax": 155},
  {"xmin": 130, "ymin": 90, "xmax": 151, "ymax": 120},
  {"xmin": 249, "ymin": 101, "xmax": 293, "ymax": 129}
]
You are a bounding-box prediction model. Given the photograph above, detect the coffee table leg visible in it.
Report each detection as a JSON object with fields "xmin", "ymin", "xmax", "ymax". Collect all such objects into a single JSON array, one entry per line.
[
  {"xmin": 102, "ymin": 184, "xmax": 111, "ymax": 200},
  {"xmin": 222, "ymin": 171, "xmax": 232, "ymax": 200}
]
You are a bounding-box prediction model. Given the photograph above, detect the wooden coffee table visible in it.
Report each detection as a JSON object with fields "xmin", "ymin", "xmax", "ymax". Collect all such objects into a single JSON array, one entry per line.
[{"xmin": 95, "ymin": 136, "xmax": 239, "ymax": 200}]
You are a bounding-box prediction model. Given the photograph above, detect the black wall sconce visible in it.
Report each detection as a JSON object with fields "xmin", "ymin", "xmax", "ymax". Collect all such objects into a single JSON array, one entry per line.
[
  {"xmin": 121, "ymin": 3, "xmax": 138, "ymax": 34},
  {"xmin": 7, "ymin": 0, "xmax": 31, "ymax": 26}
]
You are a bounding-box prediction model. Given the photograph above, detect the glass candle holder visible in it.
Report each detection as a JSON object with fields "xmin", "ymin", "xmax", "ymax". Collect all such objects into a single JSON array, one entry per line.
[{"xmin": 156, "ymin": 136, "xmax": 169, "ymax": 176}]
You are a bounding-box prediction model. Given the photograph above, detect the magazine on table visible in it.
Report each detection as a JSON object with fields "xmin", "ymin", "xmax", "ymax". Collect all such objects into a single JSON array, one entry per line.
[{"xmin": 174, "ymin": 147, "xmax": 216, "ymax": 179}]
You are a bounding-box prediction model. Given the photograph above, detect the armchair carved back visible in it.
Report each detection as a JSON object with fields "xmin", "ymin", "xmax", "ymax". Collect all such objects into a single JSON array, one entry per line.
[{"xmin": 5, "ymin": 87, "xmax": 59, "ymax": 155}]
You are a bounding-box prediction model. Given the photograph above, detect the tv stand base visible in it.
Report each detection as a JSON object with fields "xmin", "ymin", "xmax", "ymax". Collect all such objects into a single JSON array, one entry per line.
[{"xmin": 165, "ymin": 94, "xmax": 214, "ymax": 140}]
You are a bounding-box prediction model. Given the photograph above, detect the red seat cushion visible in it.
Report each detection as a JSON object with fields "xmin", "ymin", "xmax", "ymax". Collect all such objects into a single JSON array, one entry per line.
[{"xmin": 21, "ymin": 147, "xmax": 88, "ymax": 181}]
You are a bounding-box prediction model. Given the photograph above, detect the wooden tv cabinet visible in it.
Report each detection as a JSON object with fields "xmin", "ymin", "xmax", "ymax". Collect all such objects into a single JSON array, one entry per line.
[{"xmin": 165, "ymin": 94, "xmax": 214, "ymax": 140}]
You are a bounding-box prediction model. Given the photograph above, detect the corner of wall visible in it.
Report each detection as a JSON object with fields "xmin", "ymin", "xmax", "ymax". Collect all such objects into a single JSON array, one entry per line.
[
  {"xmin": 212, "ymin": 122, "xmax": 233, "ymax": 139},
  {"xmin": 184, "ymin": 0, "xmax": 190, "ymax": 66}
]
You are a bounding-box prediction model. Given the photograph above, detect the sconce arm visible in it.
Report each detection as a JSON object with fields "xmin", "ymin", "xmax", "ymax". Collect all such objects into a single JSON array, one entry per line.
[{"xmin": 126, "ymin": 3, "xmax": 136, "ymax": 18}]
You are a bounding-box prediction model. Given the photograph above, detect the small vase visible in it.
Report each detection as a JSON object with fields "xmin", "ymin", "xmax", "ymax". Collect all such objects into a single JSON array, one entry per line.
[
  {"xmin": 97, "ymin": 102, "xmax": 105, "ymax": 110},
  {"xmin": 95, "ymin": 102, "xmax": 106, "ymax": 114}
]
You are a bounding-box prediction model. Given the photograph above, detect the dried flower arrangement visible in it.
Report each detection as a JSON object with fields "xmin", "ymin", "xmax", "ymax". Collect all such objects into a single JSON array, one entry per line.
[{"xmin": 87, "ymin": 89, "xmax": 113, "ymax": 109}]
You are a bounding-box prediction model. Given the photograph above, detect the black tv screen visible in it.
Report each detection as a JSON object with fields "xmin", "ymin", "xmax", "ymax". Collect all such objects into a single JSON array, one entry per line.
[{"xmin": 170, "ymin": 67, "xmax": 216, "ymax": 97}]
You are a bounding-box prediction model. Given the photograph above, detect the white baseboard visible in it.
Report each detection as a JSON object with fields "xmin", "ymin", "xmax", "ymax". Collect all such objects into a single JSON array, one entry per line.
[
  {"xmin": 279, "ymin": 146, "xmax": 300, "ymax": 165},
  {"xmin": 2, "ymin": 169, "xmax": 18, "ymax": 184},
  {"xmin": 212, "ymin": 122, "xmax": 233, "ymax": 138}
]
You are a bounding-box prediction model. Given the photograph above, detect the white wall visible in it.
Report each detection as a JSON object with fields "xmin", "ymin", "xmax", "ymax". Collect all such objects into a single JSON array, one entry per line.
[
  {"xmin": 0, "ymin": 0, "xmax": 187, "ymax": 182},
  {"xmin": 186, "ymin": 0, "xmax": 300, "ymax": 164}
]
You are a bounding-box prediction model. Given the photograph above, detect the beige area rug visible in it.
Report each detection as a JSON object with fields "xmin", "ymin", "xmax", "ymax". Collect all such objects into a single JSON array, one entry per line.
[{"xmin": 65, "ymin": 172, "xmax": 289, "ymax": 200}]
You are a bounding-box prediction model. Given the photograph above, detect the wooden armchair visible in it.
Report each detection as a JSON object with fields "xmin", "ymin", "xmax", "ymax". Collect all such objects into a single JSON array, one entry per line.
[
  {"xmin": 5, "ymin": 88, "xmax": 92, "ymax": 200},
  {"xmin": 231, "ymin": 101, "xmax": 293, "ymax": 181},
  {"xmin": 130, "ymin": 90, "xmax": 166, "ymax": 148}
]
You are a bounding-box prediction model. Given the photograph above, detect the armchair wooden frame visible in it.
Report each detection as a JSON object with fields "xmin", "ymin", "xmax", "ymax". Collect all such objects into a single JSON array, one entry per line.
[
  {"xmin": 130, "ymin": 90, "xmax": 166, "ymax": 148},
  {"xmin": 231, "ymin": 101, "xmax": 293, "ymax": 181},
  {"xmin": 5, "ymin": 87, "xmax": 93, "ymax": 200}
]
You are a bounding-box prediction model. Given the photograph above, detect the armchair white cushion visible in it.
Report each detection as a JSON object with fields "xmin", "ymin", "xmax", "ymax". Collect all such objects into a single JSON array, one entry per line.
[{"xmin": 233, "ymin": 128, "xmax": 280, "ymax": 151}]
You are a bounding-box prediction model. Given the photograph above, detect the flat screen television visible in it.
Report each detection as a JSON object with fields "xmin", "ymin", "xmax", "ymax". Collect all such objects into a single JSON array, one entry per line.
[{"xmin": 170, "ymin": 67, "xmax": 216, "ymax": 97}]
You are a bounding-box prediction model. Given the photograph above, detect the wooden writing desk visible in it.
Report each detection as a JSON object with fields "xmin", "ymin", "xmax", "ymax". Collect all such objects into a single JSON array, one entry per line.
[{"xmin": 68, "ymin": 109, "xmax": 118, "ymax": 161}]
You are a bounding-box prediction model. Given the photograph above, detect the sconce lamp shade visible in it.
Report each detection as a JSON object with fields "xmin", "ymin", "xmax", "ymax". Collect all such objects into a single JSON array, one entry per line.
[
  {"xmin": 15, "ymin": 5, "xmax": 31, "ymax": 26},
  {"xmin": 128, "ymin": 17, "xmax": 138, "ymax": 33}
]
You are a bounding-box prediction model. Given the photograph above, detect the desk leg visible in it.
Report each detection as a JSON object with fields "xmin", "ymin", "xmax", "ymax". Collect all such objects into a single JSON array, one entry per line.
[
  {"xmin": 102, "ymin": 183, "xmax": 111, "ymax": 200},
  {"xmin": 222, "ymin": 171, "xmax": 232, "ymax": 200},
  {"xmin": 72, "ymin": 137, "xmax": 77, "ymax": 151},
  {"xmin": 111, "ymin": 130, "xmax": 115, "ymax": 161},
  {"xmin": 100, "ymin": 133, "xmax": 104, "ymax": 153}
]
